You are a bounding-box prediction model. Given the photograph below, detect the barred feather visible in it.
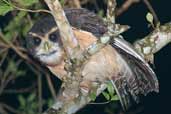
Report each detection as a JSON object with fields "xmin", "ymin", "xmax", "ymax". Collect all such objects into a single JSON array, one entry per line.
[{"xmin": 110, "ymin": 37, "xmax": 159, "ymax": 109}]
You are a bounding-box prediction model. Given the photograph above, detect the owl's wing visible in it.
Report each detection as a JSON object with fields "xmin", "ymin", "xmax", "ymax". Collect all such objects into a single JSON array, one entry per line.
[
  {"xmin": 64, "ymin": 8, "xmax": 107, "ymax": 37},
  {"xmin": 110, "ymin": 37, "xmax": 159, "ymax": 110},
  {"xmin": 65, "ymin": 8, "xmax": 159, "ymax": 110}
]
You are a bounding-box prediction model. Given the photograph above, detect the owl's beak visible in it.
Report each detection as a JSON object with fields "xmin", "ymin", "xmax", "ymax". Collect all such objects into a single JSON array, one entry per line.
[{"xmin": 44, "ymin": 41, "xmax": 52, "ymax": 52}]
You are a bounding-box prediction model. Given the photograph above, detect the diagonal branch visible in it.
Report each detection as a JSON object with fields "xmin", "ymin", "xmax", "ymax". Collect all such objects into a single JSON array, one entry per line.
[
  {"xmin": 116, "ymin": 0, "xmax": 140, "ymax": 17},
  {"xmin": 134, "ymin": 22, "xmax": 171, "ymax": 63},
  {"xmin": 107, "ymin": 0, "xmax": 116, "ymax": 24},
  {"xmin": 44, "ymin": 0, "xmax": 80, "ymax": 58}
]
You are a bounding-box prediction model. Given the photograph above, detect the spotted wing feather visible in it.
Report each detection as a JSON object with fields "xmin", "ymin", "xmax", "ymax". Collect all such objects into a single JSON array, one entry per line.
[{"xmin": 110, "ymin": 37, "xmax": 159, "ymax": 109}]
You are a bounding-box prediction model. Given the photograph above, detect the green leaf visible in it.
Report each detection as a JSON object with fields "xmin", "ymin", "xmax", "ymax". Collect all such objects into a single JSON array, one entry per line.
[
  {"xmin": 47, "ymin": 99, "xmax": 54, "ymax": 107},
  {"xmin": 146, "ymin": 12, "xmax": 154, "ymax": 24},
  {"xmin": 8, "ymin": 60, "xmax": 17, "ymax": 73},
  {"xmin": 60, "ymin": 0, "xmax": 65, "ymax": 7},
  {"xmin": 28, "ymin": 93, "xmax": 36, "ymax": 102},
  {"xmin": 30, "ymin": 102, "xmax": 38, "ymax": 109},
  {"xmin": 16, "ymin": 0, "xmax": 39, "ymax": 7},
  {"xmin": 107, "ymin": 81, "xmax": 115, "ymax": 96},
  {"xmin": 98, "ymin": 10, "xmax": 104, "ymax": 17},
  {"xmin": 18, "ymin": 95, "xmax": 26, "ymax": 107},
  {"xmin": 89, "ymin": 92, "xmax": 97, "ymax": 101},
  {"xmin": 22, "ymin": 23, "xmax": 32, "ymax": 36},
  {"xmin": 111, "ymin": 95, "xmax": 119, "ymax": 101},
  {"xmin": 16, "ymin": 70, "xmax": 26, "ymax": 76},
  {"xmin": 4, "ymin": 11, "xmax": 27, "ymax": 41},
  {"xmin": 102, "ymin": 92, "xmax": 110, "ymax": 100},
  {"xmin": 5, "ymin": 11, "xmax": 27, "ymax": 31},
  {"xmin": 0, "ymin": 1, "xmax": 13, "ymax": 16}
]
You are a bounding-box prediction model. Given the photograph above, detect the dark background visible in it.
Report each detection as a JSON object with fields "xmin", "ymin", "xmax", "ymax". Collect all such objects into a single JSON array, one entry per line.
[{"xmin": 0, "ymin": 0, "xmax": 171, "ymax": 114}]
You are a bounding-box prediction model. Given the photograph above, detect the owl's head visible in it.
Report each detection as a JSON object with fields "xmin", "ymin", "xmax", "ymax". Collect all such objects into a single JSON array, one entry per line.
[{"xmin": 26, "ymin": 16, "xmax": 64, "ymax": 66}]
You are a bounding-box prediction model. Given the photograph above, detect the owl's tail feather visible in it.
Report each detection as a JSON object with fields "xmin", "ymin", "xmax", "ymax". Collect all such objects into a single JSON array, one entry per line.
[{"xmin": 111, "ymin": 38, "xmax": 159, "ymax": 110}]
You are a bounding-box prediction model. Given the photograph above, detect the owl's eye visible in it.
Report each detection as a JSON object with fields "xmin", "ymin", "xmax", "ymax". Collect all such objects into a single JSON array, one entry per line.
[
  {"xmin": 33, "ymin": 37, "xmax": 41, "ymax": 46},
  {"xmin": 49, "ymin": 32, "xmax": 58, "ymax": 42}
]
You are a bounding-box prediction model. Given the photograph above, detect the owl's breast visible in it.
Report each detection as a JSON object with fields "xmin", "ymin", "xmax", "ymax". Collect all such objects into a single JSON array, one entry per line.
[
  {"xmin": 81, "ymin": 45, "xmax": 120, "ymax": 82},
  {"xmin": 47, "ymin": 29, "xmax": 123, "ymax": 81}
]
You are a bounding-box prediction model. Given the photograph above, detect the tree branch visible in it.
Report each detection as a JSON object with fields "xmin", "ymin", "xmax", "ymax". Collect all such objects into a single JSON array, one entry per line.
[
  {"xmin": 107, "ymin": 0, "xmax": 116, "ymax": 24},
  {"xmin": 43, "ymin": 83, "xmax": 107, "ymax": 114},
  {"xmin": 44, "ymin": 0, "xmax": 80, "ymax": 58},
  {"xmin": 134, "ymin": 22, "xmax": 171, "ymax": 63}
]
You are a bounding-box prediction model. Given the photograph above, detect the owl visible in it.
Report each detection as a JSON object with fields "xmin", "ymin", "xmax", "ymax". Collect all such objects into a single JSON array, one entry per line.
[{"xmin": 26, "ymin": 8, "xmax": 159, "ymax": 110}]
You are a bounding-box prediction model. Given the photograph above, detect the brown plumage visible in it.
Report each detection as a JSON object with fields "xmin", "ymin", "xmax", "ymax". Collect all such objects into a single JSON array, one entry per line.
[{"xmin": 26, "ymin": 8, "xmax": 159, "ymax": 110}]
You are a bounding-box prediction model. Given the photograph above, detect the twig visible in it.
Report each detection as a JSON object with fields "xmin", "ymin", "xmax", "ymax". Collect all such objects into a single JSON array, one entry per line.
[
  {"xmin": 0, "ymin": 50, "xmax": 8, "ymax": 66},
  {"xmin": 0, "ymin": 62, "xmax": 21, "ymax": 95},
  {"xmin": 45, "ymin": 74, "xmax": 57, "ymax": 100},
  {"xmin": 89, "ymin": 101, "xmax": 111, "ymax": 105},
  {"xmin": 3, "ymin": 83, "xmax": 36, "ymax": 94},
  {"xmin": 38, "ymin": 74, "xmax": 43, "ymax": 114},
  {"xmin": 0, "ymin": 103, "xmax": 21, "ymax": 114},
  {"xmin": 0, "ymin": 106, "xmax": 8, "ymax": 114},
  {"xmin": 0, "ymin": 43, "xmax": 10, "ymax": 48},
  {"xmin": 116, "ymin": 0, "xmax": 159, "ymax": 26},
  {"xmin": 2, "ymin": 0, "xmax": 51, "ymax": 14},
  {"xmin": 0, "ymin": 32, "xmax": 32, "ymax": 63},
  {"xmin": 116, "ymin": 0, "xmax": 140, "ymax": 17},
  {"xmin": 143, "ymin": 0, "xmax": 159, "ymax": 26}
]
